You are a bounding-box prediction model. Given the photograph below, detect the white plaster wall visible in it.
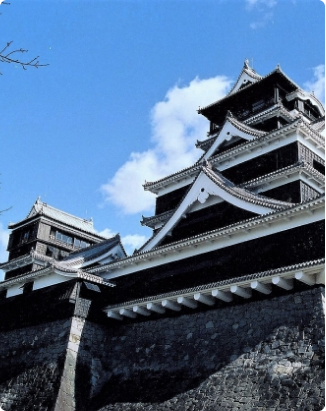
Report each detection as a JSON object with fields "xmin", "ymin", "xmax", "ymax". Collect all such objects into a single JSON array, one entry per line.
[
  {"xmin": 6, "ymin": 284, "xmax": 24, "ymax": 298},
  {"xmin": 33, "ymin": 273, "xmax": 70, "ymax": 290}
]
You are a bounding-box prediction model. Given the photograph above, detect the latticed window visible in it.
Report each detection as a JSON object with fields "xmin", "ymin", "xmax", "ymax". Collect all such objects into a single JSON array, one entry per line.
[{"xmin": 55, "ymin": 231, "xmax": 73, "ymax": 245}]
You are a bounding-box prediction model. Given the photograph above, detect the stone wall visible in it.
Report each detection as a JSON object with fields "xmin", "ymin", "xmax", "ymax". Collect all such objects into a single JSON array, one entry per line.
[
  {"xmin": 0, "ymin": 281, "xmax": 77, "ymax": 411},
  {"xmin": 0, "ymin": 318, "xmax": 72, "ymax": 411},
  {"xmin": 77, "ymin": 286, "xmax": 325, "ymax": 411},
  {"xmin": 0, "ymin": 284, "xmax": 323, "ymax": 410}
]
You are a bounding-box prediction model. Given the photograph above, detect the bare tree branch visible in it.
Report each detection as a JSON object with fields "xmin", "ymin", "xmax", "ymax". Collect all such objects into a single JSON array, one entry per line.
[
  {"xmin": 0, "ymin": 3, "xmax": 48, "ymax": 73},
  {"xmin": 0, "ymin": 41, "xmax": 49, "ymax": 74}
]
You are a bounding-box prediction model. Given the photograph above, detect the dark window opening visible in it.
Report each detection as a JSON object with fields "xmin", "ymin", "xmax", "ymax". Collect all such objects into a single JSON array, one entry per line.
[
  {"xmin": 155, "ymin": 185, "xmax": 190, "ymax": 215},
  {"xmin": 222, "ymin": 143, "xmax": 298, "ymax": 184},
  {"xmin": 5, "ymin": 264, "xmax": 33, "ymax": 280},
  {"xmin": 0, "ymin": 290, "xmax": 7, "ymax": 300},
  {"xmin": 8, "ymin": 244, "xmax": 34, "ymax": 261},
  {"xmin": 8, "ymin": 223, "xmax": 38, "ymax": 250},
  {"xmin": 46, "ymin": 247, "xmax": 54, "ymax": 257},
  {"xmin": 160, "ymin": 202, "xmax": 255, "ymax": 246},
  {"xmin": 313, "ymin": 160, "xmax": 325, "ymax": 175},
  {"xmin": 263, "ymin": 181, "xmax": 301, "ymax": 203}
]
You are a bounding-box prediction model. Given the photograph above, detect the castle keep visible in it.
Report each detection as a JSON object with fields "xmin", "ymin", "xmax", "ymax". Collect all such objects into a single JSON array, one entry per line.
[{"xmin": 0, "ymin": 61, "xmax": 324, "ymax": 410}]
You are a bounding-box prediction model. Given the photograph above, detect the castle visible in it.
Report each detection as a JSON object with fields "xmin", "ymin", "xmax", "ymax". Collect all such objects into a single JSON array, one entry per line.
[{"xmin": 0, "ymin": 61, "xmax": 324, "ymax": 411}]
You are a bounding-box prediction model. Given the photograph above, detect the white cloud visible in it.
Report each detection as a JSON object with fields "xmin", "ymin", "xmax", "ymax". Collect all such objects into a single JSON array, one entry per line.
[
  {"xmin": 0, "ymin": 223, "xmax": 9, "ymax": 281},
  {"xmin": 98, "ymin": 227, "xmax": 117, "ymax": 238},
  {"xmin": 98, "ymin": 227, "xmax": 147, "ymax": 255},
  {"xmin": 250, "ymin": 11, "xmax": 274, "ymax": 29},
  {"xmin": 101, "ymin": 75, "xmax": 232, "ymax": 215},
  {"xmin": 246, "ymin": 0, "xmax": 277, "ymax": 29},
  {"xmin": 246, "ymin": 0, "xmax": 277, "ymax": 9},
  {"xmin": 121, "ymin": 234, "xmax": 148, "ymax": 255},
  {"xmin": 304, "ymin": 64, "xmax": 325, "ymax": 106}
]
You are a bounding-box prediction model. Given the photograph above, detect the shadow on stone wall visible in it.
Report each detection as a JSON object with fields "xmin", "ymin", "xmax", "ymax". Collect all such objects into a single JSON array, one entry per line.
[
  {"xmin": 74, "ymin": 287, "xmax": 325, "ymax": 411},
  {"xmin": 89, "ymin": 368, "xmax": 219, "ymax": 409}
]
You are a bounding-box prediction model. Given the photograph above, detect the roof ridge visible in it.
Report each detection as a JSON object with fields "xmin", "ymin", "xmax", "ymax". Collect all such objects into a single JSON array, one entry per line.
[
  {"xmin": 198, "ymin": 64, "xmax": 301, "ymax": 115},
  {"xmin": 226, "ymin": 59, "xmax": 263, "ymax": 96},
  {"xmin": 64, "ymin": 234, "xmax": 120, "ymax": 257},
  {"xmin": 30, "ymin": 200, "xmax": 94, "ymax": 225}
]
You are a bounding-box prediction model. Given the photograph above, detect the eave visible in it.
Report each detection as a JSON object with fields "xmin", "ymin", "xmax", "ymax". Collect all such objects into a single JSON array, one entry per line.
[
  {"xmin": 141, "ymin": 166, "xmax": 294, "ymax": 252},
  {"xmin": 197, "ymin": 113, "xmax": 267, "ymax": 163},
  {"xmin": 226, "ymin": 60, "xmax": 263, "ymax": 96},
  {"xmin": 242, "ymin": 161, "xmax": 325, "ymax": 194},
  {"xmin": 144, "ymin": 119, "xmax": 324, "ymax": 196},
  {"xmin": 196, "ymin": 103, "xmax": 296, "ymax": 152},
  {"xmin": 0, "ymin": 260, "xmax": 116, "ymax": 294},
  {"xmin": 243, "ymin": 103, "xmax": 297, "ymax": 126},
  {"xmin": 198, "ymin": 68, "xmax": 299, "ymax": 123},
  {"xmin": 141, "ymin": 162, "xmax": 325, "ymax": 230},
  {"xmin": 8, "ymin": 214, "xmax": 106, "ymax": 240},
  {"xmin": 104, "ymin": 259, "xmax": 325, "ymax": 321},
  {"xmin": 88, "ymin": 196, "xmax": 324, "ymax": 279},
  {"xmin": 285, "ymin": 89, "xmax": 325, "ymax": 117}
]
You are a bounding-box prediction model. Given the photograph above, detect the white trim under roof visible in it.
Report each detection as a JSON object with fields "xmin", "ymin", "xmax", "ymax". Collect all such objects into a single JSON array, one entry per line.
[
  {"xmin": 89, "ymin": 197, "xmax": 324, "ymax": 280},
  {"xmin": 0, "ymin": 260, "xmax": 115, "ymax": 298}
]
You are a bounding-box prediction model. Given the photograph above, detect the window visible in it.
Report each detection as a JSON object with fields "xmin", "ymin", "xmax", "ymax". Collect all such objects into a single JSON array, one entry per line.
[
  {"xmin": 54, "ymin": 230, "xmax": 91, "ymax": 249},
  {"xmin": 80, "ymin": 241, "xmax": 90, "ymax": 248},
  {"xmin": 55, "ymin": 231, "xmax": 73, "ymax": 245},
  {"xmin": 74, "ymin": 238, "xmax": 81, "ymax": 248},
  {"xmin": 22, "ymin": 231, "xmax": 30, "ymax": 243},
  {"xmin": 313, "ymin": 160, "xmax": 325, "ymax": 175}
]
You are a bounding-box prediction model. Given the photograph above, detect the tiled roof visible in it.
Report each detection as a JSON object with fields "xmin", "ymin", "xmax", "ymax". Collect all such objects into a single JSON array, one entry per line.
[
  {"xmin": 141, "ymin": 210, "xmax": 173, "ymax": 228},
  {"xmin": 63, "ymin": 235, "xmax": 124, "ymax": 264},
  {"xmin": 226, "ymin": 60, "xmax": 263, "ymax": 96},
  {"xmin": 243, "ymin": 103, "xmax": 298, "ymax": 126},
  {"xmin": 226, "ymin": 112, "xmax": 267, "ymax": 136},
  {"xmin": 203, "ymin": 167, "xmax": 295, "ymax": 210},
  {"xmin": 241, "ymin": 161, "xmax": 325, "ymax": 189},
  {"xmin": 141, "ymin": 162, "xmax": 324, "ymax": 229},
  {"xmin": 196, "ymin": 112, "xmax": 267, "ymax": 153},
  {"xmin": 310, "ymin": 116, "xmax": 325, "ymax": 133},
  {"xmin": 144, "ymin": 118, "xmax": 304, "ymax": 192},
  {"xmin": 9, "ymin": 199, "xmax": 104, "ymax": 237},
  {"xmin": 104, "ymin": 258, "xmax": 325, "ymax": 310},
  {"xmin": 0, "ymin": 258, "xmax": 114, "ymax": 290},
  {"xmin": 129, "ymin": 164, "xmax": 297, "ymax": 252},
  {"xmin": 89, "ymin": 196, "xmax": 324, "ymax": 273},
  {"xmin": 208, "ymin": 118, "xmax": 324, "ymax": 164},
  {"xmin": 198, "ymin": 65, "xmax": 300, "ymax": 115}
]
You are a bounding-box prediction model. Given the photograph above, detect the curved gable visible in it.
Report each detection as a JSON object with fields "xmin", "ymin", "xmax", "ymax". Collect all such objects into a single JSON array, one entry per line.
[
  {"xmin": 201, "ymin": 114, "xmax": 266, "ymax": 161},
  {"xmin": 141, "ymin": 167, "xmax": 291, "ymax": 252}
]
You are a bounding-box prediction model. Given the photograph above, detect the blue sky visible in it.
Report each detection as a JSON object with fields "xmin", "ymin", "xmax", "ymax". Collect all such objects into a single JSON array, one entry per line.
[{"xmin": 0, "ymin": 0, "xmax": 324, "ymax": 271}]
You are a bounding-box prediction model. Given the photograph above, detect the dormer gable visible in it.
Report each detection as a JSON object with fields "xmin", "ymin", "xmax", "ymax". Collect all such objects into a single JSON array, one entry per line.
[
  {"xmin": 227, "ymin": 59, "xmax": 263, "ymax": 96},
  {"xmin": 140, "ymin": 166, "xmax": 292, "ymax": 252},
  {"xmin": 199, "ymin": 113, "xmax": 267, "ymax": 161}
]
